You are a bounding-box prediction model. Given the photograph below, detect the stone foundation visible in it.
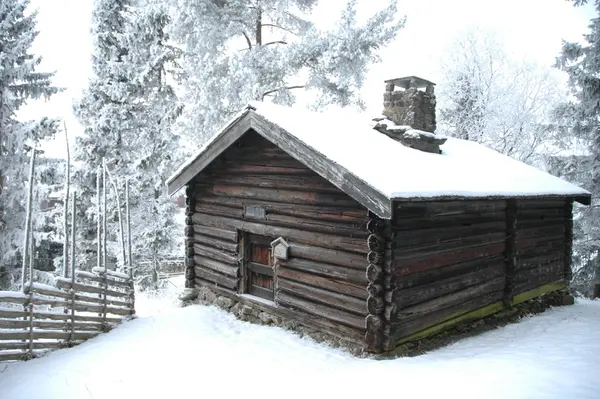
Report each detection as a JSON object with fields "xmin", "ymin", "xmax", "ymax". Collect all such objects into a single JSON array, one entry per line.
[
  {"xmin": 180, "ymin": 285, "xmax": 574, "ymax": 358},
  {"xmin": 182, "ymin": 285, "xmax": 366, "ymax": 356}
]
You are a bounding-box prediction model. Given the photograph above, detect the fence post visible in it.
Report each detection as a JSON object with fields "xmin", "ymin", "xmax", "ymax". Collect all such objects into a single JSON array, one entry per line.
[
  {"xmin": 69, "ymin": 191, "xmax": 76, "ymax": 344},
  {"xmin": 27, "ymin": 235, "xmax": 34, "ymax": 359}
]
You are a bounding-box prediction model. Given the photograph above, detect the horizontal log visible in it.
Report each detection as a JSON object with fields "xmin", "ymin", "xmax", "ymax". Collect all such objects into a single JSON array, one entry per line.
[
  {"xmin": 390, "ymin": 290, "xmax": 504, "ymax": 342},
  {"xmin": 90, "ymin": 268, "xmax": 130, "ymax": 280},
  {"xmin": 515, "ymin": 225, "xmax": 566, "ymax": 240},
  {"xmin": 277, "ymin": 278, "xmax": 367, "ymax": 316},
  {"xmin": 195, "ymin": 203, "xmax": 243, "ymax": 218},
  {"xmin": 513, "ymin": 276, "xmax": 563, "ymax": 296},
  {"xmin": 516, "ymin": 253, "xmax": 563, "ymax": 270},
  {"xmin": 390, "ymin": 260, "xmax": 505, "ymax": 309},
  {"xmin": 367, "ymin": 234, "xmax": 384, "ymax": 252},
  {"xmin": 193, "ymin": 243, "xmax": 238, "ymax": 265},
  {"xmin": 195, "ymin": 195, "xmax": 367, "ymax": 223},
  {"xmin": 192, "ymin": 232, "xmax": 239, "ymax": 253},
  {"xmin": 55, "ymin": 279, "xmax": 133, "ymax": 299},
  {"xmin": 194, "ymin": 268, "xmax": 238, "ymax": 290},
  {"xmin": 264, "ymin": 213, "xmax": 368, "ymax": 238},
  {"xmin": 0, "ymin": 330, "xmax": 99, "ymax": 341},
  {"xmin": 515, "ymin": 199, "xmax": 566, "ymax": 209},
  {"xmin": 195, "ymin": 198, "xmax": 367, "ymax": 237},
  {"xmin": 516, "ymin": 208, "xmax": 567, "ymax": 219},
  {"xmin": 394, "ymin": 277, "xmax": 506, "ymax": 323},
  {"xmin": 394, "ymin": 211, "xmax": 505, "ymax": 230},
  {"xmin": 516, "ymin": 243, "xmax": 565, "ymax": 260},
  {"xmin": 395, "ymin": 242, "xmax": 506, "ymax": 277},
  {"xmin": 0, "ymin": 352, "xmax": 26, "ymax": 362},
  {"xmin": 13, "ymin": 293, "xmax": 132, "ymax": 316},
  {"xmin": 196, "ymin": 278, "xmax": 364, "ymax": 345},
  {"xmin": 30, "ymin": 285, "xmax": 131, "ymax": 308},
  {"xmin": 276, "ymin": 268, "xmax": 367, "ymax": 299},
  {"xmin": 279, "ymin": 258, "xmax": 368, "ymax": 284},
  {"xmin": 289, "ymin": 242, "xmax": 366, "ymax": 269},
  {"xmin": 366, "ymin": 264, "xmax": 383, "ymax": 283},
  {"xmin": 0, "ymin": 341, "xmax": 69, "ymax": 351},
  {"xmin": 194, "ymin": 257, "xmax": 239, "ymax": 278},
  {"xmin": 277, "ymin": 291, "xmax": 366, "ymax": 330},
  {"xmin": 393, "ymin": 231, "xmax": 506, "ymax": 261},
  {"xmin": 192, "ymin": 213, "xmax": 367, "ymax": 254},
  {"xmin": 202, "ymin": 174, "xmax": 342, "ymax": 194},
  {"xmin": 514, "ymin": 261, "xmax": 563, "ymax": 282},
  {"xmin": 393, "ymin": 221, "xmax": 506, "ymax": 249},
  {"xmin": 207, "ymin": 185, "xmax": 361, "ymax": 208},
  {"xmin": 190, "ymin": 224, "xmax": 237, "ymax": 242},
  {"xmin": 211, "ymin": 163, "xmax": 311, "ymax": 176},
  {"xmin": 367, "ymin": 283, "xmax": 383, "ymax": 297},
  {"xmin": 0, "ymin": 308, "xmax": 122, "ymax": 324},
  {"xmin": 395, "ymin": 200, "xmax": 506, "ymax": 216},
  {"xmin": 367, "ymin": 251, "xmax": 383, "ymax": 265},
  {"xmin": 516, "ymin": 217, "xmax": 567, "ymax": 228},
  {"xmin": 395, "ymin": 255, "xmax": 505, "ymax": 290},
  {"xmin": 367, "ymin": 295, "xmax": 385, "ymax": 315},
  {"xmin": 74, "ymin": 271, "xmax": 132, "ymax": 289},
  {"xmin": 0, "ymin": 319, "xmax": 105, "ymax": 331}
]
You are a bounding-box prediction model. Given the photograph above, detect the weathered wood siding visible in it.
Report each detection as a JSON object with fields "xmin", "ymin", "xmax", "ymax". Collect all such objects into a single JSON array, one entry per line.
[
  {"xmin": 185, "ymin": 131, "xmax": 371, "ymax": 345},
  {"xmin": 513, "ymin": 199, "xmax": 570, "ymax": 296},
  {"xmin": 386, "ymin": 198, "xmax": 572, "ymax": 350}
]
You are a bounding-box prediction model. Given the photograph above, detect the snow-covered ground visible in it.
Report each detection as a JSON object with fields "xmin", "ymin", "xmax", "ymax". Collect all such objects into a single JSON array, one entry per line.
[{"xmin": 0, "ymin": 283, "xmax": 599, "ymax": 399}]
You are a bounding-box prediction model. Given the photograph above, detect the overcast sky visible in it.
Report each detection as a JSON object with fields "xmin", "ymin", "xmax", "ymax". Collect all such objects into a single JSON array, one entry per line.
[{"xmin": 21, "ymin": 0, "xmax": 596, "ymax": 158}]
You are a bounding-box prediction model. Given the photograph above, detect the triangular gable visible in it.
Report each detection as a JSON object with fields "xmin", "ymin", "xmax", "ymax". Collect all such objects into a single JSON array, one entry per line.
[{"xmin": 167, "ymin": 106, "xmax": 393, "ymax": 218}]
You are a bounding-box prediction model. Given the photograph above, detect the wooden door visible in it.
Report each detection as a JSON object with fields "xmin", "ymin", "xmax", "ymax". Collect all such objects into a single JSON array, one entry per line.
[{"xmin": 246, "ymin": 234, "xmax": 274, "ymax": 301}]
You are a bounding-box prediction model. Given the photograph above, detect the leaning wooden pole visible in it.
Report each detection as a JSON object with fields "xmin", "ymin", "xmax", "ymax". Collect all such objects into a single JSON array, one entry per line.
[
  {"xmin": 21, "ymin": 144, "xmax": 36, "ymax": 292},
  {"xmin": 125, "ymin": 180, "xmax": 132, "ymax": 279},
  {"xmin": 69, "ymin": 191, "xmax": 76, "ymax": 343},
  {"xmin": 62, "ymin": 121, "xmax": 70, "ymax": 278},
  {"xmin": 96, "ymin": 166, "xmax": 102, "ymax": 271},
  {"xmin": 102, "ymin": 160, "xmax": 107, "ymax": 271}
]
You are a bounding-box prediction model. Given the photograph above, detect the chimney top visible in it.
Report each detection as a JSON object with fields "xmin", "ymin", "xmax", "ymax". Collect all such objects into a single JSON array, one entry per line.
[{"xmin": 384, "ymin": 76, "xmax": 436, "ymax": 90}]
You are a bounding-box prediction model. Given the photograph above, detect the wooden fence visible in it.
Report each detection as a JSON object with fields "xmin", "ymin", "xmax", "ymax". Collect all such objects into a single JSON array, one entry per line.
[{"xmin": 0, "ymin": 267, "xmax": 134, "ymax": 362}]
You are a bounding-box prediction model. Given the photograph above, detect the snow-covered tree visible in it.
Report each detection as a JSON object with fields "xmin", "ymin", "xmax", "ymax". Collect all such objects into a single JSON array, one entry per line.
[
  {"xmin": 0, "ymin": 0, "xmax": 60, "ymax": 278},
  {"xmin": 552, "ymin": 0, "xmax": 600, "ymax": 298},
  {"xmin": 438, "ymin": 28, "xmax": 563, "ymax": 165},
  {"xmin": 169, "ymin": 0, "xmax": 405, "ymax": 143},
  {"xmin": 74, "ymin": 0, "xmax": 183, "ymax": 273},
  {"xmin": 122, "ymin": 3, "xmax": 183, "ymax": 284},
  {"xmin": 73, "ymin": 0, "xmax": 134, "ymax": 268}
]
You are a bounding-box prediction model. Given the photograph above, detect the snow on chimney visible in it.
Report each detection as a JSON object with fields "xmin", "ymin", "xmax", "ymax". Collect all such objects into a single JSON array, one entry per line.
[{"xmin": 377, "ymin": 76, "xmax": 446, "ymax": 154}]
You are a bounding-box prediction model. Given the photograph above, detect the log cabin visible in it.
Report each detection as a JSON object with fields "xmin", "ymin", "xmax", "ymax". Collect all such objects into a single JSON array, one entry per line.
[{"xmin": 167, "ymin": 76, "xmax": 591, "ymax": 353}]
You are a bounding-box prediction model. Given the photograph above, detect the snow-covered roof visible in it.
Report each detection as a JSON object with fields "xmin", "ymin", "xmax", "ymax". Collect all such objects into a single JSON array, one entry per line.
[{"xmin": 167, "ymin": 102, "xmax": 590, "ymax": 219}]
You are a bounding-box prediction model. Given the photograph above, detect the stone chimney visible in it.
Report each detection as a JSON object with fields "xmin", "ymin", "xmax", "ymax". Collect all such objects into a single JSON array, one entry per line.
[{"xmin": 377, "ymin": 76, "xmax": 446, "ymax": 154}]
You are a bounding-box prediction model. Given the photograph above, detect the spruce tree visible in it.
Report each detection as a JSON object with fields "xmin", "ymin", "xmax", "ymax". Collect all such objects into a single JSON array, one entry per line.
[
  {"xmin": 122, "ymin": 3, "xmax": 183, "ymax": 285},
  {"xmin": 554, "ymin": 0, "xmax": 600, "ymax": 297},
  {"xmin": 0, "ymin": 0, "xmax": 60, "ymax": 274},
  {"xmin": 73, "ymin": 0, "xmax": 133, "ymax": 268},
  {"xmin": 75, "ymin": 0, "xmax": 182, "ymax": 274}
]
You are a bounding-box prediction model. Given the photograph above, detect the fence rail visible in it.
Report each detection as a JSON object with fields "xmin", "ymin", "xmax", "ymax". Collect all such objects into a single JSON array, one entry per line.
[{"xmin": 0, "ymin": 268, "xmax": 134, "ymax": 362}]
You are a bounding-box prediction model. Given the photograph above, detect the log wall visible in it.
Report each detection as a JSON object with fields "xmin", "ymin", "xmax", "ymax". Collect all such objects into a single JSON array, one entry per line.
[
  {"xmin": 186, "ymin": 131, "xmax": 371, "ymax": 345},
  {"xmin": 386, "ymin": 198, "xmax": 572, "ymax": 349}
]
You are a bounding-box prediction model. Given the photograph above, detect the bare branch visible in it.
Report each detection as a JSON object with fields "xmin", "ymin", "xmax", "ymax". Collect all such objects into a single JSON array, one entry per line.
[
  {"xmin": 261, "ymin": 85, "xmax": 305, "ymax": 100},
  {"xmin": 262, "ymin": 40, "xmax": 288, "ymax": 47},
  {"xmin": 242, "ymin": 31, "xmax": 252, "ymax": 50},
  {"xmin": 261, "ymin": 23, "xmax": 298, "ymax": 36}
]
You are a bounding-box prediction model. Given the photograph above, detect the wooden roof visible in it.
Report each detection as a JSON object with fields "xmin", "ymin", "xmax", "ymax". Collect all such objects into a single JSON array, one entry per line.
[{"xmin": 167, "ymin": 104, "xmax": 591, "ymax": 219}]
